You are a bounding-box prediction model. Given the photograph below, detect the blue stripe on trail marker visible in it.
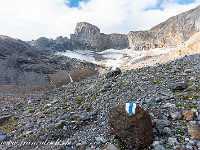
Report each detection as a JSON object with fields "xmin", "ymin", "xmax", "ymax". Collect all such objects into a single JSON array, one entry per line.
[{"xmin": 129, "ymin": 103, "xmax": 133, "ymax": 115}]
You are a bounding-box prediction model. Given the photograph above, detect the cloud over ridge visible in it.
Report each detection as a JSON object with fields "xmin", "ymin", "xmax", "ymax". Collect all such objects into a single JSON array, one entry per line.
[{"xmin": 0, "ymin": 0, "xmax": 199, "ymax": 40}]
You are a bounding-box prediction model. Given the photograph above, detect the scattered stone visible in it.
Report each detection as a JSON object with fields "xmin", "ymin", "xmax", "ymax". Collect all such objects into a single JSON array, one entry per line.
[
  {"xmin": 187, "ymin": 123, "xmax": 200, "ymax": 140},
  {"xmin": 182, "ymin": 111, "xmax": 195, "ymax": 121},
  {"xmin": 109, "ymin": 104, "xmax": 153, "ymax": 148}
]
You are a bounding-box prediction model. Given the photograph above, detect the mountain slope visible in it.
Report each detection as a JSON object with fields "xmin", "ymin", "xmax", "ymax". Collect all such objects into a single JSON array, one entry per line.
[{"xmin": 128, "ymin": 5, "xmax": 200, "ymax": 50}]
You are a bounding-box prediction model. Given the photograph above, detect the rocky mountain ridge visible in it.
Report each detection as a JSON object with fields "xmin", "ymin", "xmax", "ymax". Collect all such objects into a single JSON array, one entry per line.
[{"xmin": 29, "ymin": 5, "xmax": 200, "ymax": 52}]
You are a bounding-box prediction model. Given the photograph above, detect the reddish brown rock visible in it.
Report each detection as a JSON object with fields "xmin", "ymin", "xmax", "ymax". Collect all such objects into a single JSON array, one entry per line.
[
  {"xmin": 187, "ymin": 123, "xmax": 200, "ymax": 140},
  {"xmin": 182, "ymin": 111, "xmax": 195, "ymax": 121},
  {"xmin": 108, "ymin": 104, "xmax": 153, "ymax": 148}
]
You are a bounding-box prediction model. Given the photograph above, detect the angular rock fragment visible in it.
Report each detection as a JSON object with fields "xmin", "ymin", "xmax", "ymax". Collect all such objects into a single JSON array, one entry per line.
[
  {"xmin": 187, "ymin": 123, "xmax": 200, "ymax": 140},
  {"xmin": 109, "ymin": 104, "xmax": 153, "ymax": 148}
]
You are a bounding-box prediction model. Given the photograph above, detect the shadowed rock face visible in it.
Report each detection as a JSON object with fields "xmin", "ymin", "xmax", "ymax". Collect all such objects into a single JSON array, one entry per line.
[{"xmin": 0, "ymin": 35, "xmax": 98, "ymax": 94}]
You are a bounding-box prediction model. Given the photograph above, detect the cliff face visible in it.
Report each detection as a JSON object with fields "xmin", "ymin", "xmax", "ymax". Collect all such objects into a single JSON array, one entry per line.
[
  {"xmin": 70, "ymin": 22, "xmax": 129, "ymax": 50},
  {"xmin": 128, "ymin": 5, "xmax": 200, "ymax": 50}
]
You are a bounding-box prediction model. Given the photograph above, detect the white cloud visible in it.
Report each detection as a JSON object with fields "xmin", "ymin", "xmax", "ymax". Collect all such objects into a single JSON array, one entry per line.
[{"xmin": 0, "ymin": 0, "xmax": 199, "ymax": 40}]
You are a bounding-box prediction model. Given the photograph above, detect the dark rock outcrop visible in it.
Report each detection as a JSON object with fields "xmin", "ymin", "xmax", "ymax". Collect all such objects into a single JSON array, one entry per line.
[
  {"xmin": 106, "ymin": 67, "xmax": 121, "ymax": 78},
  {"xmin": 0, "ymin": 35, "xmax": 98, "ymax": 94},
  {"xmin": 109, "ymin": 104, "xmax": 153, "ymax": 148}
]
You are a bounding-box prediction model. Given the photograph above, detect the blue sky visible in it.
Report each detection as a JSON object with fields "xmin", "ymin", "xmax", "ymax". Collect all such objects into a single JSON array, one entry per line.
[
  {"xmin": 67, "ymin": 0, "xmax": 89, "ymax": 7},
  {"xmin": 0, "ymin": 0, "xmax": 199, "ymax": 40}
]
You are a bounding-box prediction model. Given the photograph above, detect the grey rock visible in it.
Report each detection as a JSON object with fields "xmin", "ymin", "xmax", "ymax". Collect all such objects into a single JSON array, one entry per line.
[
  {"xmin": 47, "ymin": 124, "xmax": 55, "ymax": 129},
  {"xmin": 24, "ymin": 124, "xmax": 34, "ymax": 130},
  {"xmin": 155, "ymin": 145, "xmax": 166, "ymax": 150},
  {"xmin": 197, "ymin": 114, "xmax": 200, "ymax": 121},
  {"xmin": 0, "ymin": 135, "xmax": 8, "ymax": 142},
  {"xmin": 168, "ymin": 137, "xmax": 179, "ymax": 145},
  {"xmin": 95, "ymin": 136, "xmax": 108, "ymax": 143},
  {"xmin": 163, "ymin": 127, "xmax": 172, "ymax": 134},
  {"xmin": 154, "ymin": 119, "xmax": 171, "ymax": 127},
  {"xmin": 170, "ymin": 112, "xmax": 182, "ymax": 120}
]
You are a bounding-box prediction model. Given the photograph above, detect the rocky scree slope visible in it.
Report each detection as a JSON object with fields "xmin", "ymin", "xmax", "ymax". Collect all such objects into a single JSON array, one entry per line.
[
  {"xmin": 0, "ymin": 35, "xmax": 98, "ymax": 94},
  {"xmin": 1, "ymin": 53, "xmax": 200, "ymax": 149}
]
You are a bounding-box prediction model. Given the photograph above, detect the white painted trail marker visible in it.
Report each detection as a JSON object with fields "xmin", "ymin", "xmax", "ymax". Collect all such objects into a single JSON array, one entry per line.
[{"xmin": 125, "ymin": 103, "xmax": 137, "ymax": 115}]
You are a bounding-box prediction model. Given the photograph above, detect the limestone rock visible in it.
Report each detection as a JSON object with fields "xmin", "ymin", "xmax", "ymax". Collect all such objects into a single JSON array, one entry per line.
[
  {"xmin": 108, "ymin": 104, "xmax": 153, "ymax": 148},
  {"xmin": 70, "ymin": 22, "xmax": 129, "ymax": 50},
  {"xmin": 128, "ymin": 5, "xmax": 200, "ymax": 50},
  {"xmin": 187, "ymin": 123, "xmax": 200, "ymax": 140},
  {"xmin": 182, "ymin": 111, "xmax": 195, "ymax": 121}
]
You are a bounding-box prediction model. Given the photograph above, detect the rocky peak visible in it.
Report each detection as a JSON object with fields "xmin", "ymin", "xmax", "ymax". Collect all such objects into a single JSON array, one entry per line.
[{"xmin": 70, "ymin": 22, "xmax": 129, "ymax": 50}]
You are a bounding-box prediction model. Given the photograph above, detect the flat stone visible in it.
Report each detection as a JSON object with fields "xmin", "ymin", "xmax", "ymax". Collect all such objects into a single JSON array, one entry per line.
[
  {"xmin": 154, "ymin": 119, "xmax": 171, "ymax": 127},
  {"xmin": 168, "ymin": 82, "xmax": 188, "ymax": 90},
  {"xmin": 155, "ymin": 145, "xmax": 166, "ymax": 150}
]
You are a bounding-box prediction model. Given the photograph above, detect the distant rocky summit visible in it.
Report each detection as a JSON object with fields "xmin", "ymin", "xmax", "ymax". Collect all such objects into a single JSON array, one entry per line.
[
  {"xmin": 29, "ymin": 5, "xmax": 200, "ymax": 53},
  {"xmin": 70, "ymin": 22, "xmax": 129, "ymax": 50}
]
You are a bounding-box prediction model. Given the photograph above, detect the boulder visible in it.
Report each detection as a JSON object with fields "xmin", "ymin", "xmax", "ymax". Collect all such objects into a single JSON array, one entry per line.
[
  {"xmin": 108, "ymin": 104, "xmax": 153, "ymax": 148},
  {"xmin": 106, "ymin": 68, "xmax": 121, "ymax": 78},
  {"xmin": 168, "ymin": 82, "xmax": 188, "ymax": 90},
  {"xmin": 182, "ymin": 111, "xmax": 195, "ymax": 121},
  {"xmin": 187, "ymin": 123, "xmax": 200, "ymax": 140}
]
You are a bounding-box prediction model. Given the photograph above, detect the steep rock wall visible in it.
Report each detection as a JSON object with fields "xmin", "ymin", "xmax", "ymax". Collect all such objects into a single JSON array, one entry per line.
[{"xmin": 70, "ymin": 22, "xmax": 129, "ymax": 50}]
